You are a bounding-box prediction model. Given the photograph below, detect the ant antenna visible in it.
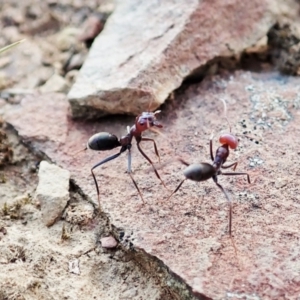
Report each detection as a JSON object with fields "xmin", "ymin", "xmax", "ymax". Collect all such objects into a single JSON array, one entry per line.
[
  {"xmin": 146, "ymin": 95, "xmax": 155, "ymax": 113},
  {"xmin": 148, "ymin": 126, "xmax": 163, "ymax": 136},
  {"xmin": 148, "ymin": 110, "xmax": 161, "ymax": 130},
  {"xmin": 220, "ymin": 98, "xmax": 232, "ymax": 132},
  {"xmin": 72, "ymin": 147, "xmax": 87, "ymax": 156}
]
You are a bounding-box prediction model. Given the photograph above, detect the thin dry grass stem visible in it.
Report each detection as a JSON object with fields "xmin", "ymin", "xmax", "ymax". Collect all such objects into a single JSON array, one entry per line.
[{"xmin": 0, "ymin": 39, "xmax": 25, "ymax": 54}]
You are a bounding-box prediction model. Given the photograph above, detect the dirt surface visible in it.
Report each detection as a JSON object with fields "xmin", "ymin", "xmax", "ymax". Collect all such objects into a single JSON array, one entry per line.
[
  {"xmin": 3, "ymin": 70, "xmax": 300, "ymax": 299},
  {"xmin": 0, "ymin": 125, "xmax": 174, "ymax": 298},
  {"xmin": 1, "ymin": 1, "xmax": 300, "ymax": 300},
  {"xmin": 0, "ymin": 1, "xmax": 178, "ymax": 300}
]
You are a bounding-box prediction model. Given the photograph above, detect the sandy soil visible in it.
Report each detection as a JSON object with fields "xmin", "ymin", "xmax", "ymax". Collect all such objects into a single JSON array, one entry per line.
[{"xmin": 0, "ymin": 123, "xmax": 174, "ymax": 299}]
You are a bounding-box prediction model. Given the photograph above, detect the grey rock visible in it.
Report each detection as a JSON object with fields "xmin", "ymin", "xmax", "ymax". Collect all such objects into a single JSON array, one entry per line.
[
  {"xmin": 0, "ymin": 72, "xmax": 9, "ymax": 90},
  {"xmin": 39, "ymin": 74, "xmax": 69, "ymax": 93},
  {"xmin": 55, "ymin": 27, "xmax": 81, "ymax": 52},
  {"xmin": 35, "ymin": 161, "xmax": 70, "ymax": 227},
  {"xmin": 68, "ymin": 0, "xmax": 279, "ymax": 118}
]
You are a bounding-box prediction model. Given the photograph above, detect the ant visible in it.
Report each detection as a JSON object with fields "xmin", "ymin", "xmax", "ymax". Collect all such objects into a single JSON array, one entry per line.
[
  {"xmin": 85, "ymin": 110, "xmax": 167, "ymax": 205},
  {"xmin": 168, "ymin": 123, "xmax": 251, "ymax": 238}
]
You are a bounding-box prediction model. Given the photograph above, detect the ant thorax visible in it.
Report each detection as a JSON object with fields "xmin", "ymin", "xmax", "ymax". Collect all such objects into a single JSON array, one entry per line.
[
  {"xmin": 213, "ymin": 144, "xmax": 229, "ymax": 170},
  {"xmin": 119, "ymin": 133, "xmax": 132, "ymax": 146}
]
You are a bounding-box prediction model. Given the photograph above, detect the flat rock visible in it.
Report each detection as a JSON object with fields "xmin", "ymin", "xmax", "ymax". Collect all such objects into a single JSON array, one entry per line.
[
  {"xmin": 35, "ymin": 160, "xmax": 70, "ymax": 227},
  {"xmin": 4, "ymin": 93, "xmax": 69, "ymax": 145},
  {"xmin": 4, "ymin": 71, "xmax": 300, "ymax": 299},
  {"xmin": 68, "ymin": 0, "xmax": 283, "ymax": 118}
]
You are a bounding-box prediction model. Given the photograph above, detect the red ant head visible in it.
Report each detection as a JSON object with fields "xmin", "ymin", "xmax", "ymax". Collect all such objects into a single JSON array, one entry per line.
[
  {"xmin": 135, "ymin": 111, "xmax": 162, "ymax": 132},
  {"xmin": 219, "ymin": 133, "xmax": 238, "ymax": 149}
]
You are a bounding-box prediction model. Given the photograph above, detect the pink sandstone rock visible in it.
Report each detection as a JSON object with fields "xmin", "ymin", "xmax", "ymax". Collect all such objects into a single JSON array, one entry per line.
[
  {"xmin": 68, "ymin": 0, "xmax": 281, "ymax": 118},
  {"xmin": 5, "ymin": 70, "xmax": 300, "ymax": 298},
  {"xmin": 101, "ymin": 236, "xmax": 118, "ymax": 249}
]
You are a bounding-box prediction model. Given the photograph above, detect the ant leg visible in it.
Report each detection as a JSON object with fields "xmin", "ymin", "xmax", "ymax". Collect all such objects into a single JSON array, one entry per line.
[
  {"xmin": 136, "ymin": 141, "xmax": 168, "ymax": 190},
  {"xmin": 222, "ymin": 161, "xmax": 238, "ymax": 171},
  {"xmin": 221, "ymin": 172, "xmax": 251, "ymax": 184},
  {"xmin": 72, "ymin": 146, "xmax": 87, "ymax": 156},
  {"xmin": 91, "ymin": 148, "xmax": 126, "ymax": 206},
  {"xmin": 140, "ymin": 137, "xmax": 160, "ymax": 163},
  {"xmin": 128, "ymin": 173, "xmax": 145, "ymax": 204},
  {"xmin": 213, "ymin": 179, "xmax": 232, "ymax": 236},
  {"xmin": 167, "ymin": 179, "xmax": 186, "ymax": 201},
  {"xmin": 127, "ymin": 147, "xmax": 145, "ymax": 204},
  {"xmin": 177, "ymin": 157, "xmax": 190, "ymax": 166},
  {"xmin": 210, "ymin": 136, "xmax": 214, "ymax": 161},
  {"xmin": 213, "ymin": 178, "xmax": 238, "ymax": 255}
]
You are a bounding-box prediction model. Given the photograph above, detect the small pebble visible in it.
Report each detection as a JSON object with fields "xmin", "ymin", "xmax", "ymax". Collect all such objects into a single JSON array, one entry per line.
[
  {"xmin": 121, "ymin": 288, "xmax": 138, "ymax": 299},
  {"xmin": 35, "ymin": 161, "xmax": 70, "ymax": 227},
  {"xmin": 69, "ymin": 259, "xmax": 80, "ymax": 275},
  {"xmin": 0, "ymin": 56, "xmax": 12, "ymax": 68},
  {"xmin": 275, "ymin": 178, "xmax": 288, "ymax": 189},
  {"xmin": 0, "ymin": 227, "xmax": 7, "ymax": 235},
  {"xmin": 0, "ymin": 72, "xmax": 9, "ymax": 90},
  {"xmin": 39, "ymin": 74, "xmax": 69, "ymax": 93},
  {"xmin": 56, "ymin": 27, "xmax": 80, "ymax": 51},
  {"xmin": 100, "ymin": 236, "xmax": 118, "ymax": 249}
]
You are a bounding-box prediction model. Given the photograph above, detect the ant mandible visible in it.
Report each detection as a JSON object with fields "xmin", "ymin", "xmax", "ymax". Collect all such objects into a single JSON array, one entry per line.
[
  {"xmin": 86, "ymin": 110, "xmax": 167, "ymax": 205},
  {"xmin": 168, "ymin": 129, "xmax": 251, "ymax": 237}
]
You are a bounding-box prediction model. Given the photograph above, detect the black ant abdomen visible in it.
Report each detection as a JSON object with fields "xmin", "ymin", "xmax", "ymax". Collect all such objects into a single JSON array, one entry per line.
[
  {"xmin": 87, "ymin": 132, "xmax": 121, "ymax": 151},
  {"xmin": 183, "ymin": 163, "xmax": 215, "ymax": 182}
]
